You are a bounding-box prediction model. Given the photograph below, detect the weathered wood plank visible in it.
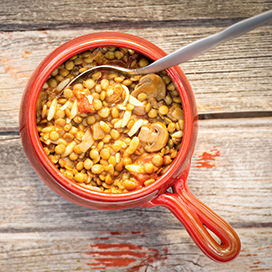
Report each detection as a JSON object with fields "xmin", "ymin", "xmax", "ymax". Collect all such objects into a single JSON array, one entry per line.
[
  {"xmin": 0, "ymin": 118, "xmax": 271, "ymax": 270},
  {"xmin": 0, "ymin": 0, "xmax": 271, "ymax": 31},
  {"xmin": 0, "ymin": 228, "xmax": 271, "ymax": 271},
  {"xmin": 0, "ymin": 27, "xmax": 271, "ymax": 128},
  {"xmin": 189, "ymin": 117, "xmax": 272, "ymax": 226},
  {"xmin": 0, "ymin": 118, "xmax": 271, "ymax": 233}
]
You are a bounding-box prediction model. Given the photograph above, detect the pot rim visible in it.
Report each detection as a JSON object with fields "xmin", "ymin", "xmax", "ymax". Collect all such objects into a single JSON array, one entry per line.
[{"xmin": 23, "ymin": 31, "xmax": 196, "ymax": 203}]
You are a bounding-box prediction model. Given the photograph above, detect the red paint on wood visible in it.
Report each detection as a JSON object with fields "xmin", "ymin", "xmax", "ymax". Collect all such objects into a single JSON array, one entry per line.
[
  {"xmin": 196, "ymin": 147, "xmax": 220, "ymax": 168},
  {"xmin": 251, "ymin": 269, "xmax": 272, "ymax": 271},
  {"xmin": 85, "ymin": 243, "xmax": 168, "ymax": 271},
  {"xmin": 131, "ymin": 231, "xmax": 142, "ymax": 235},
  {"xmin": 240, "ymin": 253, "xmax": 258, "ymax": 257}
]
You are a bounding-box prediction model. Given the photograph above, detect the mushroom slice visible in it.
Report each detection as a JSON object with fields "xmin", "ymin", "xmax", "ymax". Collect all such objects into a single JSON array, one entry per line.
[
  {"xmin": 138, "ymin": 122, "xmax": 169, "ymax": 152},
  {"xmin": 132, "ymin": 106, "xmax": 146, "ymax": 116},
  {"xmin": 131, "ymin": 74, "xmax": 166, "ymax": 101},
  {"xmin": 167, "ymin": 104, "xmax": 184, "ymax": 122}
]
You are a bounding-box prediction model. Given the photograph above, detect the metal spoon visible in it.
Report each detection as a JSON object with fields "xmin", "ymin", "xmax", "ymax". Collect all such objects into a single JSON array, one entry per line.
[{"xmin": 68, "ymin": 10, "xmax": 272, "ymax": 86}]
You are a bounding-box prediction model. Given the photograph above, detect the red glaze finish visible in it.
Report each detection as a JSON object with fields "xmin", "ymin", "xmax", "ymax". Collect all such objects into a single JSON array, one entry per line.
[{"xmin": 19, "ymin": 32, "xmax": 241, "ymax": 262}]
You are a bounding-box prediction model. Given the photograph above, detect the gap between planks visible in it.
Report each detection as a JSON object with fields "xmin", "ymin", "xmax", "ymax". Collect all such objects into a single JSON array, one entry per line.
[{"xmin": 2, "ymin": 18, "xmax": 272, "ymax": 32}]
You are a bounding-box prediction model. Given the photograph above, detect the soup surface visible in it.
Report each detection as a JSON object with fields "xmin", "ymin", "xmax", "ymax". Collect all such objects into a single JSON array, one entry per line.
[{"xmin": 36, "ymin": 47, "xmax": 184, "ymax": 193}]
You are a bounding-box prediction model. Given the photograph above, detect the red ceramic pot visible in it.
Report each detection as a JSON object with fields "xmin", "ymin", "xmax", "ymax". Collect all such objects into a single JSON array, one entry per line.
[{"xmin": 19, "ymin": 32, "xmax": 241, "ymax": 262}]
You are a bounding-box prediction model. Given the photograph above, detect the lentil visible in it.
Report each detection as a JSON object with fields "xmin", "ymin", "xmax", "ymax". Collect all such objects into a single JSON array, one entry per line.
[
  {"xmin": 152, "ymin": 154, "xmax": 164, "ymax": 167},
  {"xmin": 158, "ymin": 105, "xmax": 169, "ymax": 115},
  {"xmin": 74, "ymin": 172, "xmax": 85, "ymax": 183},
  {"xmin": 148, "ymin": 109, "xmax": 158, "ymax": 118},
  {"xmin": 123, "ymin": 180, "xmax": 137, "ymax": 191},
  {"xmin": 69, "ymin": 152, "xmax": 79, "ymax": 161},
  {"xmin": 139, "ymin": 58, "xmax": 149, "ymax": 67},
  {"xmin": 92, "ymin": 164, "xmax": 104, "ymax": 174},
  {"xmin": 49, "ymin": 130, "xmax": 60, "ymax": 141},
  {"xmin": 83, "ymin": 158, "xmax": 93, "ymax": 170},
  {"xmin": 144, "ymin": 178, "xmax": 155, "ymax": 187},
  {"xmin": 100, "ymin": 148, "xmax": 111, "ymax": 160},
  {"xmin": 76, "ymin": 161, "xmax": 84, "ymax": 171},
  {"xmin": 55, "ymin": 144, "xmax": 66, "ymax": 155},
  {"xmin": 86, "ymin": 115, "xmax": 96, "ymax": 125},
  {"xmin": 137, "ymin": 93, "xmax": 147, "ymax": 101},
  {"xmin": 144, "ymin": 163, "xmax": 154, "ymax": 174},
  {"xmin": 90, "ymin": 149, "xmax": 100, "ymax": 160}
]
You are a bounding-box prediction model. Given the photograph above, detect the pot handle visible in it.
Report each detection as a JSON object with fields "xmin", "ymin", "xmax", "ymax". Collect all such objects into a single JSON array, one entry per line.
[{"xmin": 148, "ymin": 181, "xmax": 241, "ymax": 262}]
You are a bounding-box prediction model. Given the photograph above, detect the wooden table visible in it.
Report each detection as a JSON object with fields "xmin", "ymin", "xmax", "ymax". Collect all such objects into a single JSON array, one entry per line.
[{"xmin": 0, "ymin": 1, "xmax": 271, "ymax": 271}]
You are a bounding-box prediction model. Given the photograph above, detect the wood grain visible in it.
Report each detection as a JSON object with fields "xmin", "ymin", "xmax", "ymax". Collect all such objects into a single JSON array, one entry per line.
[
  {"xmin": 0, "ymin": 26, "xmax": 271, "ymax": 128},
  {"xmin": 0, "ymin": 228, "xmax": 271, "ymax": 271},
  {"xmin": 0, "ymin": 0, "xmax": 271, "ymax": 31}
]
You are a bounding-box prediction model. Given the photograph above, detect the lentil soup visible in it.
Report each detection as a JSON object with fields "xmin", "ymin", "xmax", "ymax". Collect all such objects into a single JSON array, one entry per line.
[{"xmin": 36, "ymin": 47, "xmax": 184, "ymax": 193}]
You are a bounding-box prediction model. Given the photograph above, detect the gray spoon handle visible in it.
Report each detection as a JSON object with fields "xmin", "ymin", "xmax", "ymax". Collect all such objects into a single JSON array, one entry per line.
[{"xmin": 136, "ymin": 10, "xmax": 272, "ymax": 75}]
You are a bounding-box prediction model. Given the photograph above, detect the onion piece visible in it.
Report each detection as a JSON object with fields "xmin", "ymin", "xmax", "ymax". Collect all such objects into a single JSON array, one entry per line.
[
  {"xmin": 70, "ymin": 100, "xmax": 78, "ymax": 119},
  {"xmin": 125, "ymin": 164, "xmax": 145, "ymax": 174},
  {"xmin": 171, "ymin": 131, "xmax": 183, "ymax": 138},
  {"xmin": 121, "ymin": 84, "xmax": 130, "ymax": 105},
  {"xmin": 47, "ymin": 98, "xmax": 57, "ymax": 121},
  {"xmin": 114, "ymin": 120, "xmax": 122, "ymax": 129},
  {"xmin": 87, "ymin": 95, "xmax": 93, "ymax": 105},
  {"xmin": 61, "ymin": 141, "xmax": 76, "ymax": 158},
  {"xmin": 129, "ymin": 95, "xmax": 144, "ymax": 107},
  {"xmin": 60, "ymin": 100, "xmax": 70, "ymax": 111},
  {"xmin": 128, "ymin": 119, "xmax": 147, "ymax": 137},
  {"xmin": 115, "ymin": 153, "xmax": 121, "ymax": 163},
  {"xmin": 117, "ymin": 104, "xmax": 127, "ymax": 110},
  {"xmin": 121, "ymin": 110, "xmax": 131, "ymax": 127},
  {"xmin": 79, "ymin": 128, "xmax": 94, "ymax": 152},
  {"xmin": 56, "ymin": 78, "xmax": 70, "ymax": 92}
]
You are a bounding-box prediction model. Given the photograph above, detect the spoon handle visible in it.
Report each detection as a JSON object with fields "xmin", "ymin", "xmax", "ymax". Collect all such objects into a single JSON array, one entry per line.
[{"xmin": 136, "ymin": 10, "xmax": 272, "ymax": 75}]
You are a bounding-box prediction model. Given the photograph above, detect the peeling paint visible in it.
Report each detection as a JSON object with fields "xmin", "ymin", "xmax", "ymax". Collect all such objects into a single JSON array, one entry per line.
[
  {"xmin": 195, "ymin": 147, "xmax": 220, "ymax": 168},
  {"xmin": 85, "ymin": 242, "xmax": 168, "ymax": 271}
]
